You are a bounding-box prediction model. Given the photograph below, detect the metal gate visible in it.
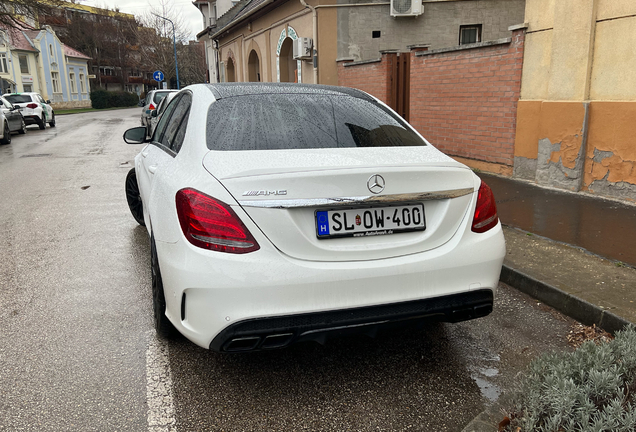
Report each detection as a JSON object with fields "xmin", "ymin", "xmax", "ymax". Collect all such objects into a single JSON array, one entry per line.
[{"xmin": 389, "ymin": 52, "xmax": 410, "ymax": 122}]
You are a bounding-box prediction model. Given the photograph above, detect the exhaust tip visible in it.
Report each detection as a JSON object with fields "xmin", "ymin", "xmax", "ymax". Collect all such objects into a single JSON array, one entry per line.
[
  {"xmin": 224, "ymin": 337, "xmax": 261, "ymax": 352},
  {"xmin": 261, "ymin": 333, "xmax": 294, "ymax": 349}
]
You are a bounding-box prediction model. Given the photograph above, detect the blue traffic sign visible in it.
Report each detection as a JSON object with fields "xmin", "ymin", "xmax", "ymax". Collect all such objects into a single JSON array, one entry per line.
[{"xmin": 153, "ymin": 70, "xmax": 164, "ymax": 82}]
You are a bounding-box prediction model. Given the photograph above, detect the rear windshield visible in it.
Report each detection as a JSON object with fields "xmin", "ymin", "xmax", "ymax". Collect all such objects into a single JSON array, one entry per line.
[
  {"xmin": 205, "ymin": 94, "xmax": 426, "ymax": 150},
  {"xmin": 153, "ymin": 91, "xmax": 172, "ymax": 104},
  {"xmin": 5, "ymin": 95, "xmax": 33, "ymax": 104}
]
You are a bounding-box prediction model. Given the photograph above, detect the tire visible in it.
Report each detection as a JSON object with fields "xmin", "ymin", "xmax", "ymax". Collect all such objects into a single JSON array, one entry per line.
[
  {"xmin": 125, "ymin": 168, "xmax": 145, "ymax": 226},
  {"xmin": 151, "ymin": 235, "xmax": 178, "ymax": 339},
  {"xmin": 37, "ymin": 115, "xmax": 45, "ymax": 130},
  {"xmin": 49, "ymin": 113, "xmax": 56, "ymax": 128},
  {"xmin": 18, "ymin": 118, "xmax": 26, "ymax": 134},
  {"xmin": 0, "ymin": 122, "xmax": 10, "ymax": 144}
]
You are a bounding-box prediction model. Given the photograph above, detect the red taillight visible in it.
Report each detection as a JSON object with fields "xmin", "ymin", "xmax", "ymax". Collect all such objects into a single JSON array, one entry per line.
[
  {"xmin": 471, "ymin": 181, "xmax": 499, "ymax": 233},
  {"xmin": 26, "ymin": 103, "xmax": 38, "ymax": 109},
  {"xmin": 176, "ymin": 188, "xmax": 260, "ymax": 254},
  {"xmin": 149, "ymin": 103, "xmax": 155, "ymax": 110}
]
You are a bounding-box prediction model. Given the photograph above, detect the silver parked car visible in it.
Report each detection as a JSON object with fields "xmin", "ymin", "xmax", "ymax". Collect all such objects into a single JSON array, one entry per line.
[
  {"xmin": 148, "ymin": 92, "xmax": 178, "ymax": 137},
  {"xmin": 140, "ymin": 89, "xmax": 178, "ymax": 137},
  {"xmin": 0, "ymin": 96, "xmax": 26, "ymax": 143}
]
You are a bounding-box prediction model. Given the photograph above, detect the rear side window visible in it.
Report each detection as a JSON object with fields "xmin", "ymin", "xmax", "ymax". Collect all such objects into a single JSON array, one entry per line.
[
  {"xmin": 152, "ymin": 94, "xmax": 181, "ymax": 143},
  {"xmin": 205, "ymin": 94, "xmax": 426, "ymax": 151},
  {"xmin": 5, "ymin": 95, "xmax": 32, "ymax": 104},
  {"xmin": 153, "ymin": 91, "xmax": 172, "ymax": 104},
  {"xmin": 160, "ymin": 94, "xmax": 191, "ymax": 153}
]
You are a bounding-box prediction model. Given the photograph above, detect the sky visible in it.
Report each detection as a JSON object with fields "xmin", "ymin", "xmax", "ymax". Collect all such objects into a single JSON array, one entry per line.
[{"xmin": 78, "ymin": 0, "xmax": 205, "ymax": 40}]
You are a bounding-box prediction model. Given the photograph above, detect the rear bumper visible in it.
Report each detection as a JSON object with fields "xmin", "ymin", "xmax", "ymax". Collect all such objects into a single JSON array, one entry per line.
[
  {"xmin": 23, "ymin": 115, "xmax": 41, "ymax": 125},
  {"xmin": 210, "ymin": 289, "xmax": 493, "ymax": 352},
  {"xmin": 156, "ymin": 220, "xmax": 506, "ymax": 351}
]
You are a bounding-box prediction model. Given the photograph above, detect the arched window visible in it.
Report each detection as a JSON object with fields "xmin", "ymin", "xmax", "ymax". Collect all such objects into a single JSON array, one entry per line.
[
  {"xmin": 278, "ymin": 38, "xmax": 296, "ymax": 83},
  {"xmin": 226, "ymin": 57, "xmax": 235, "ymax": 82},
  {"xmin": 248, "ymin": 50, "xmax": 260, "ymax": 82}
]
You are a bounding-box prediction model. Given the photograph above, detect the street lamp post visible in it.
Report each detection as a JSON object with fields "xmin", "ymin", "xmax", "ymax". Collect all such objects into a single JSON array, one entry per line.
[{"xmin": 152, "ymin": 13, "xmax": 180, "ymax": 90}]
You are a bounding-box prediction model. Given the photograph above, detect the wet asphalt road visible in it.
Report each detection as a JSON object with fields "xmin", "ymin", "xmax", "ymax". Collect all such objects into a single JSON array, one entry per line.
[{"xmin": 0, "ymin": 108, "xmax": 575, "ymax": 431}]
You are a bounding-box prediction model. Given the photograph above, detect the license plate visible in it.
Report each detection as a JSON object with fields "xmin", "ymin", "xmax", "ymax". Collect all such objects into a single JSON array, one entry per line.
[{"xmin": 316, "ymin": 204, "xmax": 425, "ymax": 239}]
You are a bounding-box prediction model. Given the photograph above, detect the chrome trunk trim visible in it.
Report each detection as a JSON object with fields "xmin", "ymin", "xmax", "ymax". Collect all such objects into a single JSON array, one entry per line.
[{"xmin": 238, "ymin": 188, "xmax": 474, "ymax": 209}]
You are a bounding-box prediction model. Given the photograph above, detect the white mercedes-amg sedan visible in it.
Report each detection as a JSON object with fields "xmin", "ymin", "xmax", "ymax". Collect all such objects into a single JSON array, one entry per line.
[{"xmin": 123, "ymin": 83, "xmax": 505, "ymax": 353}]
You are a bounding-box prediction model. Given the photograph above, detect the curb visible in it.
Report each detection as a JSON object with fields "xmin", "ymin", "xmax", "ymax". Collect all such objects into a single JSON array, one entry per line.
[
  {"xmin": 499, "ymin": 265, "xmax": 631, "ymax": 335},
  {"xmin": 460, "ymin": 265, "xmax": 633, "ymax": 432}
]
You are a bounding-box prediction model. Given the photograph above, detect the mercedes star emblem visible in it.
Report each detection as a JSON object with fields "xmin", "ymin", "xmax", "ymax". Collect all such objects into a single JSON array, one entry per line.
[{"xmin": 367, "ymin": 174, "xmax": 385, "ymax": 194}]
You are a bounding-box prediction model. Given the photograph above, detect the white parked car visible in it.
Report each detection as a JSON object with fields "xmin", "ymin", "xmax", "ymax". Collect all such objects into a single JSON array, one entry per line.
[
  {"xmin": 123, "ymin": 83, "xmax": 505, "ymax": 353},
  {"xmin": 3, "ymin": 92, "xmax": 55, "ymax": 130}
]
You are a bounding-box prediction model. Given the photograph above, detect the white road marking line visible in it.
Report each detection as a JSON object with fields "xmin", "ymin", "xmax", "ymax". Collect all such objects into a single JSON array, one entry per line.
[{"xmin": 146, "ymin": 333, "xmax": 177, "ymax": 432}]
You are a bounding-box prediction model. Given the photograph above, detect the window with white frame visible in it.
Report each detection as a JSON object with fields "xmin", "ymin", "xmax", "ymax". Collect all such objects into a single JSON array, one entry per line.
[
  {"xmin": 69, "ymin": 72, "xmax": 77, "ymax": 93},
  {"xmin": 459, "ymin": 24, "xmax": 482, "ymax": 45},
  {"xmin": 0, "ymin": 53, "xmax": 8, "ymax": 73},
  {"xmin": 79, "ymin": 73, "xmax": 86, "ymax": 93},
  {"xmin": 51, "ymin": 71, "xmax": 60, "ymax": 93},
  {"xmin": 19, "ymin": 55, "xmax": 29, "ymax": 74}
]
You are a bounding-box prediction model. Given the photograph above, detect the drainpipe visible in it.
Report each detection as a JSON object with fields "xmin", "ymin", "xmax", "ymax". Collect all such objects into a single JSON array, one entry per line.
[
  {"xmin": 211, "ymin": 38, "xmax": 220, "ymax": 83},
  {"xmin": 298, "ymin": 0, "xmax": 318, "ymax": 84}
]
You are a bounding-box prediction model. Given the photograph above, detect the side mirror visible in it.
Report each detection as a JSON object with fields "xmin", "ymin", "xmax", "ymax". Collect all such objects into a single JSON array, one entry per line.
[
  {"xmin": 123, "ymin": 126, "xmax": 148, "ymax": 144},
  {"xmin": 10, "ymin": 105, "xmax": 18, "ymax": 111},
  {"xmin": 46, "ymin": 100, "xmax": 51, "ymax": 104},
  {"xmin": 151, "ymin": 110, "xmax": 158, "ymax": 118}
]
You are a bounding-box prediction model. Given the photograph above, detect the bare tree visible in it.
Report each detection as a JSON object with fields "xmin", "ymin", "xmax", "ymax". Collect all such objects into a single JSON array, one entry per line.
[
  {"xmin": 0, "ymin": 0, "xmax": 65, "ymax": 30},
  {"xmin": 57, "ymin": 8, "xmax": 139, "ymax": 88},
  {"xmin": 136, "ymin": 0, "xmax": 191, "ymax": 88},
  {"xmin": 177, "ymin": 41, "xmax": 206, "ymax": 86}
]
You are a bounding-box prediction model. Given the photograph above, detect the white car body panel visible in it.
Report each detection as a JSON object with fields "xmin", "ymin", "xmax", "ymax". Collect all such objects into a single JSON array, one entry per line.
[{"xmin": 130, "ymin": 83, "xmax": 505, "ymax": 351}]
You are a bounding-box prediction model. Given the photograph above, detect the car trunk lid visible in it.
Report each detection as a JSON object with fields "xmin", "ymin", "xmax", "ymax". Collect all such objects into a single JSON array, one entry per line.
[{"xmin": 203, "ymin": 147, "xmax": 476, "ymax": 262}]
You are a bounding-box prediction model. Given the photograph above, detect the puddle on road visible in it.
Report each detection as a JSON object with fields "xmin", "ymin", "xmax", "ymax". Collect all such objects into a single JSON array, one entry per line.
[{"xmin": 468, "ymin": 354, "xmax": 502, "ymax": 402}]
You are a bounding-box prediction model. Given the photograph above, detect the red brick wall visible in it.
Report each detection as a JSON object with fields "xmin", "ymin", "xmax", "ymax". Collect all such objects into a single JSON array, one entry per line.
[
  {"xmin": 410, "ymin": 30, "xmax": 525, "ymax": 167},
  {"xmin": 337, "ymin": 54, "xmax": 394, "ymax": 105}
]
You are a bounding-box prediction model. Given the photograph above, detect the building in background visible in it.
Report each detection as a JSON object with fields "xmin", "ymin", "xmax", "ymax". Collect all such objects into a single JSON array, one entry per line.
[
  {"xmin": 195, "ymin": 0, "xmax": 524, "ymax": 85},
  {"xmin": 513, "ymin": 0, "xmax": 636, "ymax": 201},
  {"xmin": 194, "ymin": 0, "xmax": 241, "ymax": 83},
  {"xmin": 0, "ymin": 26, "xmax": 91, "ymax": 108},
  {"xmin": 39, "ymin": 1, "xmax": 154, "ymax": 96},
  {"xmin": 0, "ymin": 28, "xmax": 40, "ymax": 94}
]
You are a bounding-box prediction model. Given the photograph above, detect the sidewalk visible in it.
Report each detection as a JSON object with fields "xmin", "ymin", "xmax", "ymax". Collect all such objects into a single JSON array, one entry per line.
[
  {"xmin": 479, "ymin": 172, "xmax": 636, "ymax": 331},
  {"xmin": 462, "ymin": 173, "xmax": 636, "ymax": 432}
]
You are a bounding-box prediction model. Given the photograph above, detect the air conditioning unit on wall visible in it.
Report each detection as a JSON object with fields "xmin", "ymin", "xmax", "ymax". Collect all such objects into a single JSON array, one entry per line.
[
  {"xmin": 390, "ymin": 0, "xmax": 423, "ymax": 17},
  {"xmin": 293, "ymin": 38, "xmax": 313, "ymax": 60}
]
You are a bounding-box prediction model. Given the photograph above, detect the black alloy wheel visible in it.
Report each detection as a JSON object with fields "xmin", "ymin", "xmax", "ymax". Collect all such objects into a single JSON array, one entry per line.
[
  {"xmin": 18, "ymin": 118, "xmax": 26, "ymax": 134},
  {"xmin": 49, "ymin": 113, "xmax": 56, "ymax": 128},
  {"xmin": 125, "ymin": 168, "xmax": 145, "ymax": 226},
  {"xmin": 151, "ymin": 235, "xmax": 177, "ymax": 339},
  {"xmin": 0, "ymin": 122, "xmax": 11, "ymax": 144},
  {"xmin": 37, "ymin": 115, "xmax": 45, "ymax": 130}
]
